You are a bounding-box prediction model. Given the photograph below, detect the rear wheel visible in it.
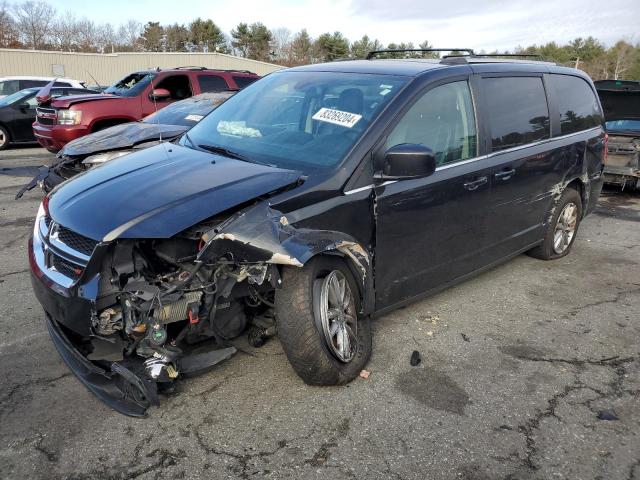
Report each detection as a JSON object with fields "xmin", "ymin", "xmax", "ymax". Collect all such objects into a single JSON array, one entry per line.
[
  {"xmin": 528, "ymin": 187, "xmax": 582, "ymax": 260},
  {"xmin": 275, "ymin": 256, "xmax": 372, "ymax": 385},
  {"xmin": 0, "ymin": 125, "xmax": 9, "ymax": 150}
]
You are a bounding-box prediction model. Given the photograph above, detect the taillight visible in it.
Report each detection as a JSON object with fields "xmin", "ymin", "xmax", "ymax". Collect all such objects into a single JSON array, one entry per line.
[{"xmin": 603, "ymin": 133, "xmax": 609, "ymax": 163}]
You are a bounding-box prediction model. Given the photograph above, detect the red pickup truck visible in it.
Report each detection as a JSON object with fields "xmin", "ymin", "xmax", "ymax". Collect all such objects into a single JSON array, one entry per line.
[{"xmin": 33, "ymin": 67, "xmax": 259, "ymax": 152}]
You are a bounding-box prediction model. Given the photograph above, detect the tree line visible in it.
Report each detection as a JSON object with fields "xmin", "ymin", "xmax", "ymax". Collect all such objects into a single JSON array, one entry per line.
[{"xmin": 0, "ymin": 0, "xmax": 638, "ymax": 80}]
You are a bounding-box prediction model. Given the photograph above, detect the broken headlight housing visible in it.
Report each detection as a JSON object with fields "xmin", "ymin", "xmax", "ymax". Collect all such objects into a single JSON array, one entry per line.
[{"xmin": 82, "ymin": 150, "xmax": 132, "ymax": 165}]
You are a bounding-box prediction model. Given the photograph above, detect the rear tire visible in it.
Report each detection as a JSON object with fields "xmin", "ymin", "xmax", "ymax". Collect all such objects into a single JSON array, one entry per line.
[
  {"xmin": 528, "ymin": 187, "xmax": 582, "ymax": 260},
  {"xmin": 0, "ymin": 125, "xmax": 10, "ymax": 150},
  {"xmin": 275, "ymin": 256, "xmax": 372, "ymax": 385}
]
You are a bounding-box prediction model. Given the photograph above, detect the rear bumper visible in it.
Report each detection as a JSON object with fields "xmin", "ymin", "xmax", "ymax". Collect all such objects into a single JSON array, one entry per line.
[
  {"xmin": 603, "ymin": 164, "xmax": 640, "ymax": 187},
  {"xmin": 33, "ymin": 123, "xmax": 90, "ymax": 153}
]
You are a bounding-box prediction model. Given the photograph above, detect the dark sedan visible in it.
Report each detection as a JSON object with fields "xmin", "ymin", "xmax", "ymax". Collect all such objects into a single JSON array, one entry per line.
[
  {"xmin": 16, "ymin": 91, "xmax": 234, "ymax": 198},
  {"xmin": 0, "ymin": 86, "xmax": 98, "ymax": 150}
]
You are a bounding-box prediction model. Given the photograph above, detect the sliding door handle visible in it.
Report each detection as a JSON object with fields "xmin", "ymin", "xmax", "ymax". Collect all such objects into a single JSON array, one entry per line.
[
  {"xmin": 494, "ymin": 168, "xmax": 516, "ymax": 181},
  {"xmin": 463, "ymin": 176, "xmax": 488, "ymax": 191}
]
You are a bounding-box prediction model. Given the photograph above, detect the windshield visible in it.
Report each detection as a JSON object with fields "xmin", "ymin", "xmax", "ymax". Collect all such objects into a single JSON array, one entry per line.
[
  {"xmin": 104, "ymin": 72, "xmax": 155, "ymax": 97},
  {"xmin": 182, "ymin": 71, "xmax": 408, "ymax": 172},
  {"xmin": 606, "ymin": 119, "xmax": 640, "ymax": 133},
  {"xmin": 143, "ymin": 93, "xmax": 232, "ymax": 127},
  {"xmin": 0, "ymin": 88, "xmax": 36, "ymax": 107}
]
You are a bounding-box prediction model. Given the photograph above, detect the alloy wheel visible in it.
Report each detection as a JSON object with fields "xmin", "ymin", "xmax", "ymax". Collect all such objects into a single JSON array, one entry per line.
[
  {"xmin": 317, "ymin": 270, "xmax": 357, "ymax": 363},
  {"xmin": 553, "ymin": 202, "xmax": 578, "ymax": 254},
  {"xmin": 0, "ymin": 129, "xmax": 6, "ymax": 148}
]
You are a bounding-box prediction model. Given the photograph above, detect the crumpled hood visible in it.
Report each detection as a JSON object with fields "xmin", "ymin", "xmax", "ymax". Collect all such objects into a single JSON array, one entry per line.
[
  {"xmin": 50, "ymin": 93, "xmax": 119, "ymax": 108},
  {"xmin": 60, "ymin": 122, "xmax": 188, "ymax": 157},
  {"xmin": 48, "ymin": 144, "xmax": 302, "ymax": 241}
]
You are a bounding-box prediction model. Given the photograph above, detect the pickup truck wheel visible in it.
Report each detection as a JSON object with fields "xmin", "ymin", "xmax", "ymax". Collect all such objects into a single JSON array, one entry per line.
[
  {"xmin": 0, "ymin": 125, "xmax": 9, "ymax": 150},
  {"xmin": 528, "ymin": 187, "xmax": 582, "ymax": 260},
  {"xmin": 275, "ymin": 256, "xmax": 372, "ymax": 385}
]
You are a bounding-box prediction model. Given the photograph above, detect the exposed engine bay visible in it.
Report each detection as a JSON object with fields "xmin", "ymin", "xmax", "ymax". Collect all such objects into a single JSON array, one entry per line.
[
  {"xmin": 87, "ymin": 231, "xmax": 279, "ymax": 408},
  {"xmin": 604, "ymin": 135, "xmax": 640, "ymax": 189}
]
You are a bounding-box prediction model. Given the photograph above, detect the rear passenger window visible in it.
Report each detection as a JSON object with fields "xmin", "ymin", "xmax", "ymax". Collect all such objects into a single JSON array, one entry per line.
[
  {"xmin": 21, "ymin": 80, "xmax": 48, "ymax": 89},
  {"xmin": 386, "ymin": 81, "xmax": 477, "ymax": 166},
  {"xmin": 483, "ymin": 77, "xmax": 550, "ymax": 152},
  {"xmin": 233, "ymin": 76, "xmax": 258, "ymax": 89},
  {"xmin": 549, "ymin": 74, "xmax": 602, "ymax": 135},
  {"xmin": 198, "ymin": 75, "xmax": 229, "ymax": 92},
  {"xmin": 53, "ymin": 82, "xmax": 72, "ymax": 87}
]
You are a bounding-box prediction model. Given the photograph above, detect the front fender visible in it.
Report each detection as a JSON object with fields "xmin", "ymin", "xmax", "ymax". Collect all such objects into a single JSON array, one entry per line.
[{"xmin": 199, "ymin": 203, "xmax": 374, "ymax": 315}]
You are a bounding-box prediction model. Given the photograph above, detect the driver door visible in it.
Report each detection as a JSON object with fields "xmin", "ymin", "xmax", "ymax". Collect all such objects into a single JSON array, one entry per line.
[{"xmin": 374, "ymin": 79, "xmax": 493, "ymax": 309}]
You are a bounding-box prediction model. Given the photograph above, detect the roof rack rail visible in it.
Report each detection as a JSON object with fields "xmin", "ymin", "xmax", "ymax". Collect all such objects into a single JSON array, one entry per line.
[
  {"xmin": 174, "ymin": 66, "xmax": 209, "ymax": 70},
  {"xmin": 171, "ymin": 66, "xmax": 256, "ymax": 74},
  {"xmin": 469, "ymin": 53, "xmax": 544, "ymax": 60},
  {"xmin": 366, "ymin": 48, "xmax": 475, "ymax": 60}
]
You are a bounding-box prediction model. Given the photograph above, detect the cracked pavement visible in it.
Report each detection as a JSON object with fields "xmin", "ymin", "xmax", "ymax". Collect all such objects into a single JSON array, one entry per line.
[{"xmin": 1, "ymin": 146, "xmax": 639, "ymax": 480}]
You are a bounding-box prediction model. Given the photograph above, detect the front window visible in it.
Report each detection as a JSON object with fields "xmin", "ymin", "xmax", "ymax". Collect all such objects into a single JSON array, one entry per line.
[
  {"xmin": 605, "ymin": 119, "xmax": 640, "ymax": 133},
  {"xmin": 386, "ymin": 81, "xmax": 477, "ymax": 166},
  {"xmin": 182, "ymin": 71, "xmax": 408, "ymax": 172},
  {"xmin": 104, "ymin": 73, "xmax": 156, "ymax": 97}
]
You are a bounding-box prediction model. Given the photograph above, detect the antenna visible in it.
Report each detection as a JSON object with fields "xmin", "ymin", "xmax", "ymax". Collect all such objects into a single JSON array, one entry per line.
[{"xmin": 86, "ymin": 71, "xmax": 103, "ymax": 92}]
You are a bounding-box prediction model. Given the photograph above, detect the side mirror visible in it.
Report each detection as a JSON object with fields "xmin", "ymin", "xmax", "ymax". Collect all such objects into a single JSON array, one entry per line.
[
  {"xmin": 150, "ymin": 88, "xmax": 171, "ymax": 101},
  {"xmin": 14, "ymin": 102, "xmax": 31, "ymax": 111},
  {"xmin": 378, "ymin": 143, "xmax": 436, "ymax": 180}
]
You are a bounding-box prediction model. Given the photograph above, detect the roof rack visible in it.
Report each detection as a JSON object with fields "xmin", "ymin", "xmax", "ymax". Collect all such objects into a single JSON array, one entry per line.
[
  {"xmin": 366, "ymin": 48, "xmax": 475, "ymax": 59},
  {"xmin": 171, "ymin": 66, "xmax": 256, "ymax": 74},
  {"xmin": 366, "ymin": 49, "xmax": 556, "ymax": 65}
]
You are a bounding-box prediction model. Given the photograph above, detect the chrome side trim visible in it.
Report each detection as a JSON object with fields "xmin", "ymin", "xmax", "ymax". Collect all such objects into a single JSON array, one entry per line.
[{"xmin": 344, "ymin": 184, "xmax": 375, "ymax": 195}]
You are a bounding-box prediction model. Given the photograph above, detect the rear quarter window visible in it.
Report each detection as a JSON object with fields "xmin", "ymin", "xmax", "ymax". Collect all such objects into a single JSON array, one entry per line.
[
  {"xmin": 233, "ymin": 76, "xmax": 258, "ymax": 89},
  {"xmin": 483, "ymin": 76, "xmax": 550, "ymax": 152},
  {"xmin": 198, "ymin": 75, "xmax": 230, "ymax": 92},
  {"xmin": 549, "ymin": 74, "xmax": 602, "ymax": 135}
]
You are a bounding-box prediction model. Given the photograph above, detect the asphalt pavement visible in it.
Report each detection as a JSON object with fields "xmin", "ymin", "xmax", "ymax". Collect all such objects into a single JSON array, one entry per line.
[{"xmin": 0, "ymin": 146, "xmax": 638, "ymax": 480}]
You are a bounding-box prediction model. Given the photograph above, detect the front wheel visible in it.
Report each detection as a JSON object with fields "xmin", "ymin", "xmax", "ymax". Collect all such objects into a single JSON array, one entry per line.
[
  {"xmin": 275, "ymin": 256, "xmax": 372, "ymax": 385},
  {"xmin": 528, "ymin": 187, "xmax": 582, "ymax": 260}
]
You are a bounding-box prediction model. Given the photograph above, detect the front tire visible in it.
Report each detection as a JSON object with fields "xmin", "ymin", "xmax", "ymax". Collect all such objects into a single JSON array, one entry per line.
[
  {"xmin": 275, "ymin": 256, "xmax": 372, "ymax": 385},
  {"xmin": 528, "ymin": 187, "xmax": 582, "ymax": 260}
]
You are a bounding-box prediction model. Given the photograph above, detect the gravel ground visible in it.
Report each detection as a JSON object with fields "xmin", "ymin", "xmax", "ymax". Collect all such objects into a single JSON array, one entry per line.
[{"xmin": 0, "ymin": 146, "xmax": 639, "ymax": 480}]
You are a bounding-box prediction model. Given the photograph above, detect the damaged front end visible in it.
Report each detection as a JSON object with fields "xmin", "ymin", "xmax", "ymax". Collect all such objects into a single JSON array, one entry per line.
[{"xmin": 31, "ymin": 199, "xmax": 371, "ymax": 416}]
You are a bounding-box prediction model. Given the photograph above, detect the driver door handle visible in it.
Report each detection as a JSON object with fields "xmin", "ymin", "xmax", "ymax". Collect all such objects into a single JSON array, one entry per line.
[{"xmin": 463, "ymin": 176, "xmax": 488, "ymax": 191}]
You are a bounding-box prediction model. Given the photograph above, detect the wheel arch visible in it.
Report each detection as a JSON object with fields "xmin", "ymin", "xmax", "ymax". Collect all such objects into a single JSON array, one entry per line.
[{"xmin": 198, "ymin": 203, "xmax": 375, "ymax": 316}]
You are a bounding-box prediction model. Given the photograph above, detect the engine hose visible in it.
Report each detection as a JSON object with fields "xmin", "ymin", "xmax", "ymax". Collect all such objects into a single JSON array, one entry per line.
[{"xmin": 162, "ymin": 261, "xmax": 205, "ymax": 296}]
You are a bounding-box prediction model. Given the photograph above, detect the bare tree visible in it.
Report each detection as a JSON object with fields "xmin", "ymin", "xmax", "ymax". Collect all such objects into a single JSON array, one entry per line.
[
  {"xmin": 117, "ymin": 19, "xmax": 142, "ymax": 50},
  {"xmin": 52, "ymin": 14, "xmax": 79, "ymax": 51},
  {"xmin": 0, "ymin": 1, "xmax": 19, "ymax": 47},
  {"xmin": 610, "ymin": 40, "xmax": 635, "ymax": 80},
  {"xmin": 75, "ymin": 17, "xmax": 97, "ymax": 52},
  {"xmin": 96, "ymin": 22, "xmax": 116, "ymax": 53},
  {"xmin": 271, "ymin": 27, "xmax": 291, "ymax": 63},
  {"xmin": 14, "ymin": 0, "xmax": 56, "ymax": 49}
]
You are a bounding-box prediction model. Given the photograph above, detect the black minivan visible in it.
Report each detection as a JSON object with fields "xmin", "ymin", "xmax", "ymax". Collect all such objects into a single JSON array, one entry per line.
[{"xmin": 29, "ymin": 51, "xmax": 605, "ymax": 415}]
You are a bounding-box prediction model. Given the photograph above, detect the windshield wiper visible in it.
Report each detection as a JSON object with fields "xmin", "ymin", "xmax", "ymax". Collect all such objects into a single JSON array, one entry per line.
[{"xmin": 197, "ymin": 143, "xmax": 268, "ymax": 165}]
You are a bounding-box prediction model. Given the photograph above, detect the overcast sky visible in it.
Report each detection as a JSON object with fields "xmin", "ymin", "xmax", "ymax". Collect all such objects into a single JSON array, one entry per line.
[{"xmin": 49, "ymin": 0, "xmax": 638, "ymax": 51}]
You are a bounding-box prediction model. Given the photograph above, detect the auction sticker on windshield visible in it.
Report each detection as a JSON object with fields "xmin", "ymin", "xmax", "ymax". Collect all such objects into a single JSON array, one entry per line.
[{"xmin": 312, "ymin": 108, "xmax": 362, "ymax": 128}]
